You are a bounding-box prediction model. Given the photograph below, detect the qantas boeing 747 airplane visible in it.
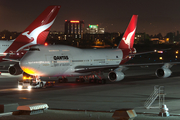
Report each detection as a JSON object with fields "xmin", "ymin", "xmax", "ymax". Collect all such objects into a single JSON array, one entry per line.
[
  {"xmin": 19, "ymin": 15, "xmax": 175, "ymax": 83},
  {"xmin": 0, "ymin": 5, "xmax": 60, "ymax": 75}
]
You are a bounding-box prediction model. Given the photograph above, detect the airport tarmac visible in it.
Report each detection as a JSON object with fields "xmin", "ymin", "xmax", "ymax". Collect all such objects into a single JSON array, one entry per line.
[{"xmin": 1, "ymin": 65, "xmax": 180, "ymax": 119}]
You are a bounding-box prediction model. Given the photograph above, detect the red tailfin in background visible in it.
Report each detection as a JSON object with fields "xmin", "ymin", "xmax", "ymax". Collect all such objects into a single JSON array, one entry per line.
[
  {"xmin": 9, "ymin": 6, "xmax": 61, "ymax": 52},
  {"xmin": 117, "ymin": 15, "xmax": 138, "ymax": 49}
]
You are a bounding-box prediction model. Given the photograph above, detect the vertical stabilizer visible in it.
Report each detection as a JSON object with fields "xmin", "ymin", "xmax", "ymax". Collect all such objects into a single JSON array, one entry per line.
[
  {"xmin": 7, "ymin": 6, "xmax": 61, "ymax": 52},
  {"xmin": 117, "ymin": 15, "xmax": 138, "ymax": 49}
]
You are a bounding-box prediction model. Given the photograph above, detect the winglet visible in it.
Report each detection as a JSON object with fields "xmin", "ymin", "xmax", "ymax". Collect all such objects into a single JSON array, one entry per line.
[{"xmin": 117, "ymin": 15, "xmax": 138, "ymax": 49}]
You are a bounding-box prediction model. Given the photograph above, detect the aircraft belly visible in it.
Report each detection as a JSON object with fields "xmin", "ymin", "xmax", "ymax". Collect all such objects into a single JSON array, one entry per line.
[{"xmin": 39, "ymin": 65, "xmax": 67, "ymax": 76}]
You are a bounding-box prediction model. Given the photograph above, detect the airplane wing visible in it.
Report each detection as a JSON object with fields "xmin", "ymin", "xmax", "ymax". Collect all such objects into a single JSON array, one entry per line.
[
  {"xmin": 121, "ymin": 62, "xmax": 180, "ymax": 67},
  {"xmin": 2, "ymin": 53, "xmax": 20, "ymax": 62},
  {"xmin": 74, "ymin": 62, "xmax": 180, "ymax": 73},
  {"xmin": 129, "ymin": 48, "xmax": 171, "ymax": 56},
  {"xmin": 74, "ymin": 65, "xmax": 119, "ymax": 73}
]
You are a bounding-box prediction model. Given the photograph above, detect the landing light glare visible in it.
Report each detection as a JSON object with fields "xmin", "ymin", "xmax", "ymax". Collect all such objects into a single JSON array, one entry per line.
[
  {"xmin": 159, "ymin": 57, "xmax": 163, "ymax": 60},
  {"xmin": 28, "ymin": 86, "xmax": 32, "ymax": 90},
  {"xmin": 18, "ymin": 85, "xmax": 22, "ymax": 90}
]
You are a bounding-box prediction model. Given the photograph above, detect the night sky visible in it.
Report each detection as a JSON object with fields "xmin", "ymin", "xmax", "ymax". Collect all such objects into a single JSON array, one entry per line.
[{"xmin": 1, "ymin": 0, "xmax": 180, "ymax": 36}]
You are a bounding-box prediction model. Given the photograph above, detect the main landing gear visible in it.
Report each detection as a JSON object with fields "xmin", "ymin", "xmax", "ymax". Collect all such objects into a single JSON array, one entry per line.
[
  {"xmin": 58, "ymin": 78, "xmax": 68, "ymax": 83},
  {"xmin": 89, "ymin": 78, "xmax": 106, "ymax": 84},
  {"xmin": 58, "ymin": 75, "xmax": 107, "ymax": 84},
  {"xmin": 75, "ymin": 78, "xmax": 85, "ymax": 83},
  {"xmin": 76, "ymin": 75, "xmax": 107, "ymax": 84}
]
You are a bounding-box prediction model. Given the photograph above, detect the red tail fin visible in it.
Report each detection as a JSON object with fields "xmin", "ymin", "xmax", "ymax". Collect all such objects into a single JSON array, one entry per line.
[
  {"xmin": 118, "ymin": 15, "xmax": 138, "ymax": 49},
  {"xmin": 9, "ymin": 6, "xmax": 60, "ymax": 52}
]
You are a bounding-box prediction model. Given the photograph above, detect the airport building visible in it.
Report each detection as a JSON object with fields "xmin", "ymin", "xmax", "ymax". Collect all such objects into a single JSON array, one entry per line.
[{"xmin": 64, "ymin": 20, "xmax": 84, "ymax": 40}]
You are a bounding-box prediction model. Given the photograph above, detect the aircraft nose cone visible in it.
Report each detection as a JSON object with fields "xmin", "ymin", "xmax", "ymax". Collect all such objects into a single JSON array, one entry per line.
[
  {"xmin": 19, "ymin": 55, "xmax": 36, "ymax": 75},
  {"xmin": 20, "ymin": 56, "xmax": 29, "ymax": 68},
  {"xmin": 19, "ymin": 58, "xmax": 25, "ymax": 67},
  {"xmin": 20, "ymin": 57, "xmax": 29, "ymax": 70}
]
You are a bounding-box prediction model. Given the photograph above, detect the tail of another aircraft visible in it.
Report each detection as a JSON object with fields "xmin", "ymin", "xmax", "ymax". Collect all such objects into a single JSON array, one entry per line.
[
  {"xmin": 117, "ymin": 15, "xmax": 138, "ymax": 49},
  {"xmin": 10, "ymin": 6, "xmax": 61, "ymax": 52}
]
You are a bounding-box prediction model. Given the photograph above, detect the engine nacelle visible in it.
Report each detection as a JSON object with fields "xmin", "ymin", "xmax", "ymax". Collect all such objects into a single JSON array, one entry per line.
[
  {"xmin": 8, "ymin": 64, "xmax": 23, "ymax": 75},
  {"xmin": 108, "ymin": 71, "xmax": 125, "ymax": 82},
  {"xmin": 155, "ymin": 68, "xmax": 172, "ymax": 78}
]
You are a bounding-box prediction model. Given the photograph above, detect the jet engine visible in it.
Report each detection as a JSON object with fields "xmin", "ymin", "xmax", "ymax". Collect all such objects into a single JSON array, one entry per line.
[
  {"xmin": 108, "ymin": 71, "xmax": 125, "ymax": 82},
  {"xmin": 155, "ymin": 68, "xmax": 172, "ymax": 78},
  {"xmin": 8, "ymin": 64, "xmax": 23, "ymax": 75}
]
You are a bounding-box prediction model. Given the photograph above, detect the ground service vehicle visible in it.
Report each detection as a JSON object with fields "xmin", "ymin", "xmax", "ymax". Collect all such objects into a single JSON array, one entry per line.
[{"xmin": 18, "ymin": 76, "xmax": 55, "ymax": 90}]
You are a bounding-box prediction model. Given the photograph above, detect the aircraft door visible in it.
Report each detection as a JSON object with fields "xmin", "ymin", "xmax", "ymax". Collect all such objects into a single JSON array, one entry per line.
[
  {"xmin": 45, "ymin": 55, "xmax": 55, "ymax": 67},
  {"xmin": 90, "ymin": 56, "xmax": 93, "ymax": 66}
]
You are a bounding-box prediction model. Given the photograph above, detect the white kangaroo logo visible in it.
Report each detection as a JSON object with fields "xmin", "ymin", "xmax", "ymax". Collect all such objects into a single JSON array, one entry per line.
[
  {"xmin": 122, "ymin": 28, "xmax": 136, "ymax": 49},
  {"xmin": 16, "ymin": 18, "xmax": 55, "ymax": 52}
]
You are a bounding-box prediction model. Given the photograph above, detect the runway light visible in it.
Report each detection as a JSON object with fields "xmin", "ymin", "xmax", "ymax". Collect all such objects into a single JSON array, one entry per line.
[
  {"xmin": 176, "ymin": 50, "xmax": 179, "ymax": 54},
  {"xmin": 159, "ymin": 57, "xmax": 163, "ymax": 60}
]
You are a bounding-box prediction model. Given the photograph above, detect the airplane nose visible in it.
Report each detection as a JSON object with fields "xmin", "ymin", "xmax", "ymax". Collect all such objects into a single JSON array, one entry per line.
[
  {"xmin": 19, "ymin": 55, "xmax": 36, "ymax": 75},
  {"xmin": 20, "ymin": 56, "xmax": 29, "ymax": 70},
  {"xmin": 19, "ymin": 56, "xmax": 29, "ymax": 68}
]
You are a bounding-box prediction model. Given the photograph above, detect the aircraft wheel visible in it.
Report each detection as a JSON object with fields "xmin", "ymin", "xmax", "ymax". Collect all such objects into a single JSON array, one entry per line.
[
  {"xmin": 80, "ymin": 78, "xmax": 85, "ymax": 83},
  {"xmin": 75, "ymin": 78, "xmax": 81, "ymax": 83},
  {"xmin": 89, "ymin": 79, "xmax": 92, "ymax": 83},
  {"xmin": 98, "ymin": 80, "xmax": 102, "ymax": 84},
  {"xmin": 98, "ymin": 79, "xmax": 106, "ymax": 84},
  {"xmin": 59, "ymin": 78, "xmax": 63, "ymax": 83},
  {"xmin": 102, "ymin": 79, "xmax": 106, "ymax": 84},
  {"xmin": 40, "ymin": 82, "xmax": 43, "ymax": 88},
  {"xmin": 64, "ymin": 78, "xmax": 68, "ymax": 83},
  {"xmin": 89, "ymin": 79, "xmax": 96, "ymax": 83}
]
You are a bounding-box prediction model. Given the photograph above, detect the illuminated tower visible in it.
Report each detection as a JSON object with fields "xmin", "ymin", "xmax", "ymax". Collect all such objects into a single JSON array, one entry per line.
[{"xmin": 64, "ymin": 20, "xmax": 84, "ymax": 40}]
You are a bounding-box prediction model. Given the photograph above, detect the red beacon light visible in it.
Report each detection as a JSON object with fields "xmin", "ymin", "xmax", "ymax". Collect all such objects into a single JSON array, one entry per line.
[{"xmin": 44, "ymin": 42, "xmax": 48, "ymax": 46}]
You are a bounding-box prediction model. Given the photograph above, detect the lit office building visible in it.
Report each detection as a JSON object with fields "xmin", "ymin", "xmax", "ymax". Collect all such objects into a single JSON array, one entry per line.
[
  {"xmin": 86, "ymin": 24, "xmax": 105, "ymax": 34},
  {"xmin": 64, "ymin": 20, "xmax": 84, "ymax": 40}
]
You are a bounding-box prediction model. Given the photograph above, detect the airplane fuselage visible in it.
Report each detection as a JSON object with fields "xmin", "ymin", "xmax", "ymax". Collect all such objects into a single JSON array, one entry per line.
[
  {"xmin": 0, "ymin": 40, "xmax": 28, "ymax": 60},
  {"xmin": 0, "ymin": 40, "xmax": 13, "ymax": 56},
  {"xmin": 20, "ymin": 45, "xmax": 126, "ymax": 77}
]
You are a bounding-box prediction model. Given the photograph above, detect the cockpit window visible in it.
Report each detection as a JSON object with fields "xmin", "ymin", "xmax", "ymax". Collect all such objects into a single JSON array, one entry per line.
[{"xmin": 29, "ymin": 48, "xmax": 40, "ymax": 51}]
